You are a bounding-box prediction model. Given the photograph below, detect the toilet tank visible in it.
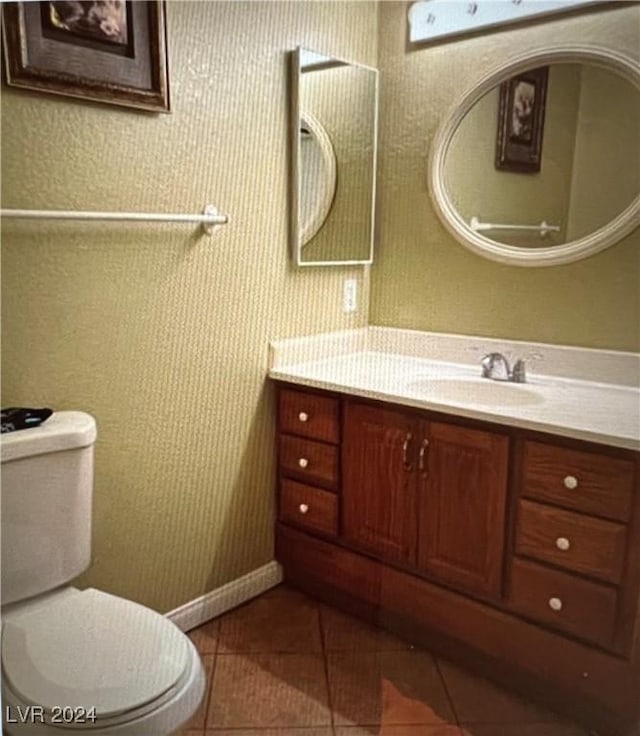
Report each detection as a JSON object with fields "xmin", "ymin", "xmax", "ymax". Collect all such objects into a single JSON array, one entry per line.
[{"xmin": 1, "ymin": 411, "xmax": 97, "ymax": 605}]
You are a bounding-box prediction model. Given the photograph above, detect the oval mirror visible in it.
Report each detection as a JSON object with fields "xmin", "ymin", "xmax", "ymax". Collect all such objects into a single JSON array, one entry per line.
[
  {"xmin": 429, "ymin": 46, "xmax": 640, "ymax": 266},
  {"xmin": 299, "ymin": 112, "xmax": 337, "ymax": 246}
]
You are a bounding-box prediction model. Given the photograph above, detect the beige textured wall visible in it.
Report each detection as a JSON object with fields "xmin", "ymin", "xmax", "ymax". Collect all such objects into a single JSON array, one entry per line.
[
  {"xmin": 1, "ymin": 1, "xmax": 377, "ymax": 612},
  {"xmin": 372, "ymin": 3, "xmax": 640, "ymax": 351},
  {"xmin": 566, "ymin": 65, "xmax": 640, "ymax": 241}
]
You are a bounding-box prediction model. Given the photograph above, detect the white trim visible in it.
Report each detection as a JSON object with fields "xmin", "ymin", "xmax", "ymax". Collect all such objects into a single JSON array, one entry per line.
[
  {"xmin": 165, "ymin": 561, "xmax": 283, "ymax": 632},
  {"xmin": 299, "ymin": 111, "xmax": 337, "ymax": 247},
  {"xmin": 428, "ymin": 45, "xmax": 640, "ymax": 267}
]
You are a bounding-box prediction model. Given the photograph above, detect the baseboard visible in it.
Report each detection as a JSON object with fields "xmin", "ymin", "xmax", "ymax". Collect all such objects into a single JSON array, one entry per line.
[{"xmin": 165, "ymin": 560, "xmax": 283, "ymax": 632}]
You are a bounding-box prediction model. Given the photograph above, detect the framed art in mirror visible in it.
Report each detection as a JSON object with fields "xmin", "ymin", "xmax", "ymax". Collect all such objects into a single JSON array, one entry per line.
[
  {"xmin": 495, "ymin": 66, "xmax": 548, "ymax": 173},
  {"xmin": 1, "ymin": 1, "xmax": 170, "ymax": 112}
]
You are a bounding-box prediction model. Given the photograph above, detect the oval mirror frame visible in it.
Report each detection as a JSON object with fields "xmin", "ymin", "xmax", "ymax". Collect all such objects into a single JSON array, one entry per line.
[
  {"xmin": 299, "ymin": 111, "xmax": 337, "ymax": 247},
  {"xmin": 429, "ymin": 45, "xmax": 640, "ymax": 267}
]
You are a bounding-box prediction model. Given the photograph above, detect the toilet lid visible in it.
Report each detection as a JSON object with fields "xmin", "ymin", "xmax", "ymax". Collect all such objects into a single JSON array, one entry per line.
[{"xmin": 2, "ymin": 588, "xmax": 190, "ymax": 719}]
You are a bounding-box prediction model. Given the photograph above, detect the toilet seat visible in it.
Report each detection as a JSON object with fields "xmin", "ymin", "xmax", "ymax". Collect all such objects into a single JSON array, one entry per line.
[{"xmin": 2, "ymin": 588, "xmax": 200, "ymax": 731}]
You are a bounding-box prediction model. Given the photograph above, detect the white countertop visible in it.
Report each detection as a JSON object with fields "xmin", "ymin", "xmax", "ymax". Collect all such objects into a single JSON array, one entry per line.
[{"xmin": 269, "ymin": 328, "xmax": 640, "ymax": 451}]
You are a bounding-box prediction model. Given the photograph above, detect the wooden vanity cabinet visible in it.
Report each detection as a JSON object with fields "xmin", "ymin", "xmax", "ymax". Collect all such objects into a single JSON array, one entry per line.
[
  {"xmin": 416, "ymin": 420, "xmax": 509, "ymax": 600},
  {"xmin": 507, "ymin": 438, "xmax": 639, "ymax": 659},
  {"xmin": 274, "ymin": 383, "xmax": 640, "ymax": 735},
  {"xmin": 342, "ymin": 402, "xmax": 418, "ymax": 564},
  {"xmin": 342, "ymin": 401, "xmax": 509, "ymax": 598},
  {"xmin": 276, "ymin": 388, "xmax": 340, "ymax": 539}
]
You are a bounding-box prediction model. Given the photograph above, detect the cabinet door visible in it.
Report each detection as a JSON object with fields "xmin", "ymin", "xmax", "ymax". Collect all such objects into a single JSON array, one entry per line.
[
  {"xmin": 343, "ymin": 401, "xmax": 418, "ymax": 565},
  {"xmin": 417, "ymin": 421, "xmax": 509, "ymax": 600}
]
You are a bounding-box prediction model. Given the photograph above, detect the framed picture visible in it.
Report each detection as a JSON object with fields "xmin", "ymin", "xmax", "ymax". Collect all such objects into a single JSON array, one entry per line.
[
  {"xmin": 1, "ymin": 1, "xmax": 170, "ymax": 112},
  {"xmin": 495, "ymin": 66, "xmax": 548, "ymax": 173}
]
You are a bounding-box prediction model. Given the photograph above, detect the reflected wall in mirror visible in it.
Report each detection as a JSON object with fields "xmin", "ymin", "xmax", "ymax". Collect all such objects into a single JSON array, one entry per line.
[
  {"xmin": 430, "ymin": 47, "xmax": 640, "ymax": 266},
  {"xmin": 291, "ymin": 47, "xmax": 378, "ymax": 266}
]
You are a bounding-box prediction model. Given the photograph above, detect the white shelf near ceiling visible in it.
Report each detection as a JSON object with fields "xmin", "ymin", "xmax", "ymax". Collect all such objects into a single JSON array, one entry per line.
[{"xmin": 408, "ymin": 0, "xmax": 602, "ymax": 44}]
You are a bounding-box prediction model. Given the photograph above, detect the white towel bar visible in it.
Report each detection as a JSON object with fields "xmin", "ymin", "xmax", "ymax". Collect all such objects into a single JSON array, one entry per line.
[
  {"xmin": 470, "ymin": 216, "xmax": 560, "ymax": 238},
  {"xmin": 1, "ymin": 204, "xmax": 228, "ymax": 236}
]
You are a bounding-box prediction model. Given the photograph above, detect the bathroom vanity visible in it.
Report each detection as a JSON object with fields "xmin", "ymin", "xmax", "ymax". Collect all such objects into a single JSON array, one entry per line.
[{"xmin": 269, "ymin": 329, "xmax": 640, "ymax": 735}]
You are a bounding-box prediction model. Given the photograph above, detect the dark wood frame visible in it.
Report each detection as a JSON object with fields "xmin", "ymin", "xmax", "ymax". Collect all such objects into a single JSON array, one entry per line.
[
  {"xmin": 1, "ymin": 1, "xmax": 170, "ymax": 112},
  {"xmin": 495, "ymin": 66, "xmax": 548, "ymax": 173}
]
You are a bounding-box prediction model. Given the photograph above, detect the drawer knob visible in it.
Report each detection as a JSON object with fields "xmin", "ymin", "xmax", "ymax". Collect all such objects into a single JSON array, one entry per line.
[
  {"xmin": 298, "ymin": 457, "xmax": 309, "ymax": 469},
  {"xmin": 548, "ymin": 597, "xmax": 563, "ymax": 612},
  {"xmin": 298, "ymin": 411, "xmax": 309, "ymax": 423},
  {"xmin": 555, "ymin": 537, "xmax": 571, "ymax": 551},
  {"xmin": 563, "ymin": 475, "xmax": 578, "ymax": 489},
  {"xmin": 299, "ymin": 503, "xmax": 309, "ymax": 514}
]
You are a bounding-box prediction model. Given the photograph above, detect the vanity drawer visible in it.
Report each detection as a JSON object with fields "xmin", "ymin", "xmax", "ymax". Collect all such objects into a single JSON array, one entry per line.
[
  {"xmin": 279, "ymin": 479, "xmax": 338, "ymax": 537},
  {"xmin": 279, "ymin": 389, "xmax": 339, "ymax": 444},
  {"xmin": 515, "ymin": 499, "xmax": 627, "ymax": 585},
  {"xmin": 521, "ymin": 441, "xmax": 634, "ymax": 522},
  {"xmin": 508, "ymin": 557, "xmax": 617, "ymax": 650},
  {"xmin": 279, "ymin": 434, "xmax": 339, "ymax": 489}
]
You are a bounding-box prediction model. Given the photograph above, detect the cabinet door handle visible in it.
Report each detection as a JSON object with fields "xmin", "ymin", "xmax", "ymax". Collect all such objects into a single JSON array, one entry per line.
[
  {"xmin": 298, "ymin": 457, "xmax": 309, "ymax": 469},
  {"xmin": 299, "ymin": 503, "xmax": 309, "ymax": 514},
  {"xmin": 563, "ymin": 475, "xmax": 578, "ymax": 489},
  {"xmin": 402, "ymin": 433, "xmax": 413, "ymax": 470},
  {"xmin": 298, "ymin": 411, "xmax": 309, "ymax": 423},
  {"xmin": 555, "ymin": 536, "xmax": 571, "ymax": 551},
  {"xmin": 418, "ymin": 438, "xmax": 430, "ymax": 473}
]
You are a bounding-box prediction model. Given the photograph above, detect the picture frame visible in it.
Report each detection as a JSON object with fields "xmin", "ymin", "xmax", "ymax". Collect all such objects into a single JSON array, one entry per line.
[
  {"xmin": 1, "ymin": 1, "xmax": 170, "ymax": 113},
  {"xmin": 495, "ymin": 66, "xmax": 548, "ymax": 173}
]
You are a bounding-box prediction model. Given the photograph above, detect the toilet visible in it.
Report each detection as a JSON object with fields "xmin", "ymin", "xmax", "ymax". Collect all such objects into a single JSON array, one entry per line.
[{"xmin": 1, "ymin": 411, "xmax": 205, "ymax": 735}]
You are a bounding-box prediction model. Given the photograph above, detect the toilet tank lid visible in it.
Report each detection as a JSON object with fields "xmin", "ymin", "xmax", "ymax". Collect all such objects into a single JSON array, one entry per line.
[{"xmin": 1, "ymin": 411, "xmax": 97, "ymax": 463}]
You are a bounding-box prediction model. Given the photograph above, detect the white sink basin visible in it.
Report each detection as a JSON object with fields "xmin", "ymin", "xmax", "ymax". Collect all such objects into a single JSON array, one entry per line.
[{"xmin": 406, "ymin": 377, "xmax": 545, "ymax": 407}]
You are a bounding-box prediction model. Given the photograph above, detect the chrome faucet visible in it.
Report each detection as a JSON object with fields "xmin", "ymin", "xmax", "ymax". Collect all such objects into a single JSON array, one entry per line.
[{"xmin": 480, "ymin": 352, "xmax": 526, "ymax": 383}]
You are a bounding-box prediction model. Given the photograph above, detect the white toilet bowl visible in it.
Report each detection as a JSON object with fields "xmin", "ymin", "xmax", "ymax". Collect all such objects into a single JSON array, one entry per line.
[
  {"xmin": 2, "ymin": 587, "xmax": 205, "ymax": 735},
  {"xmin": 2, "ymin": 587, "xmax": 205, "ymax": 736},
  {"xmin": 1, "ymin": 411, "xmax": 205, "ymax": 734}
]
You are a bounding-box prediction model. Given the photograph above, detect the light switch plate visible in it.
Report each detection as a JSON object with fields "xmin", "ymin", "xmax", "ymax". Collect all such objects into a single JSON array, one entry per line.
[{"xmin": 343, "ymin": 279, "xmax": 357, "ymax": 313}]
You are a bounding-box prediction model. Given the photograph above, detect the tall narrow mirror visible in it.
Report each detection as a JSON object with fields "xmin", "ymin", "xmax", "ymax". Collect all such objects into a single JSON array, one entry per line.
[{"xmin": 291, "ymin": 47, "xmax": 378, "ymax": 266}]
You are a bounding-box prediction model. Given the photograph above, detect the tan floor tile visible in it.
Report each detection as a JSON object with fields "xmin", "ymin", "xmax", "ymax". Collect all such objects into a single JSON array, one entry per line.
[
  {"xmin": 183, "ymin": 654, "xmax": 215, "ymax": 730},
  {"xmin": 335, "ymin": 726, "xmax": 463, "ymax": 735},
  {"xmin": 178, "ymin": 730, "xmax": 204, "ymax": 736},
  {"xmin": 328, "ymin": 651, "xmax": 456, "ymax": 727},
  {"xmin": 217, "ymin": 588, "xmax": 322, "ymax": 653},
  {"xmin": 261, "ymin": 583, "xmax": 299, "ymax": 598},
  {"xmin": 459, "ymin": 725, "xmax": 588, "ymax": 736},
  {"xmin": 207, "ymin": 653, "xmax": 331, "ymax": 729},
  {"xmin": 438, "ymin": 660, "xmax": 559, "ymax": 725},
  {"xmin": 321, "ymin": 605, "xmax": 414, "ymax": 652},
  {"xmin": 189, "ymin": 619, "xmax": 220, "ymax": 655}
]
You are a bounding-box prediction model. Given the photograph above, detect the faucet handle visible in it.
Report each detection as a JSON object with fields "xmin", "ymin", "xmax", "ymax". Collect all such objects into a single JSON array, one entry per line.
[
  {"xmin": 480, "ymin": 352, "xmax": 496, "ymax": 377},
  {"xmin": 511, "ymin": 359, "xmax": 526, "ymax": 383}
]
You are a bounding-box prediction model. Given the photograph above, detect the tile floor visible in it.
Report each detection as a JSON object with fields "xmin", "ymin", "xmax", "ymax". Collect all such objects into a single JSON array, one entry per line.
[{"xmin": 179, "ymin": 585, "xmax": 600, "ymax": 736}]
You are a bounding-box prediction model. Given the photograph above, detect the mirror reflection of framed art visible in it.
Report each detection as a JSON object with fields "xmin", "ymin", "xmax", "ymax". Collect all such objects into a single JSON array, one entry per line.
[{"xmin": 495, "ymin": 67, "xmax": 548, "ymax": 173}]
